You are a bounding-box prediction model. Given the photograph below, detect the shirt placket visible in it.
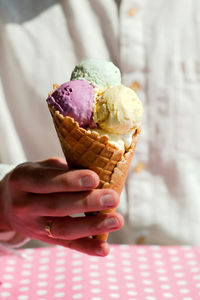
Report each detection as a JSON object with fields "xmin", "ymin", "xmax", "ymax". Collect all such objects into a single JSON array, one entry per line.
[{"xmin": 119, "ymin": 0, "xmax": 148, "ymax": 167}]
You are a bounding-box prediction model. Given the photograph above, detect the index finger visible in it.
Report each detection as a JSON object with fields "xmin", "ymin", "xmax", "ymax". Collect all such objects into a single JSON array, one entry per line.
[{"xmin": 11, "ymin": 163, "xmax": 99, "ymax": 194}]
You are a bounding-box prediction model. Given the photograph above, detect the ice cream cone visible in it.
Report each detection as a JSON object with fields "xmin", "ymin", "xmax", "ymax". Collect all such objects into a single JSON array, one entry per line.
[{"xmin": 48, "ymin": 105, "xmax": 140, "ymax": 241}]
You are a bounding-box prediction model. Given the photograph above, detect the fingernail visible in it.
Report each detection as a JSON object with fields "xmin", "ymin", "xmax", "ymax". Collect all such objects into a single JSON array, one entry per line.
[
  {"xmin": 80, "ymin": 176, "xmax": 95, "ymax": 188},
  {"xmin": 95, "ymin": 244, "xmax": 110, "ymax": 256},
  {"xmin": 105, "ymin": 217, "xmax": 120, "ymax": 229},
  {"xmin": 101, "ymin": 194, "xmax": 116, "ymax": 207},
  {"xmin": 95, "ymin": 247, "xmax": 106, "ymax": 256}
]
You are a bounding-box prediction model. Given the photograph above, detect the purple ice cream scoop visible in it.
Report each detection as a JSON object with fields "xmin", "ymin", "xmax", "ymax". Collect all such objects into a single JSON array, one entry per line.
[{"xmin": 47, "ymin": 80, "xmax": 95, "ymax": 128}]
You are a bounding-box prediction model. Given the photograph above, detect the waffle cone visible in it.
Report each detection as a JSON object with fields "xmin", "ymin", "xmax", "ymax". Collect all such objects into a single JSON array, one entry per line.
[{"xmin": 48, "ymin": 105, "xmax": 140, "ymax": 241}]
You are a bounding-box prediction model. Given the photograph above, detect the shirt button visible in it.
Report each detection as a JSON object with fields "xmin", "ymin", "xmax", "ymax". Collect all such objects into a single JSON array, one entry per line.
[
  {"xmin": 133, "ymin": 162, "xmax": 145, "ymax": 173},
  {"xmin": 129, "ymin": 81, "xmax": 141, "ymax": 92},
  {"xmin": 128, "ymin": 6, "xmax": 137, "ymax": 16},
  {"xmin": 136, "ymin": 236, "xmax": 147, "ymax": 245}
]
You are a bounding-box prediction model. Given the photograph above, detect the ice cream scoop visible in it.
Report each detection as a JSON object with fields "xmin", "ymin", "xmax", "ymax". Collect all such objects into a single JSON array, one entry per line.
[
  {"xmin": 93, "ymin": 85, "xmax": 143, "ymax": 135},
  {"xmin": 70, "ymin": 58, "xmax": 121, "ymax": 88},
  {"xmin": 47, "ymin": 80, "xmax": 95, "ymax": 128}
]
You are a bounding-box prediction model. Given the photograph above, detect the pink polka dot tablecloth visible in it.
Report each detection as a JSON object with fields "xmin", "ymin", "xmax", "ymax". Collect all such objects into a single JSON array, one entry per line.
[{"xmin": 0, "ymin": 245, "xmax": 200, "ymax": 300}]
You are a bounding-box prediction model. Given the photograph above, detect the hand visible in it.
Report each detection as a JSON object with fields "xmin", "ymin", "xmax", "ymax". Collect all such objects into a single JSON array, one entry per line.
[{"xmin": 0, "ymin": 157, "xmax": 123, "ymax": 256}]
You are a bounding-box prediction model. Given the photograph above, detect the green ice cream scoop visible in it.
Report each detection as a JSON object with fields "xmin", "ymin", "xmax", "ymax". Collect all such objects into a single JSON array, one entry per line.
[{"xmin": 70, "ymin": 58, "xmax": 121, "ymax": 88}]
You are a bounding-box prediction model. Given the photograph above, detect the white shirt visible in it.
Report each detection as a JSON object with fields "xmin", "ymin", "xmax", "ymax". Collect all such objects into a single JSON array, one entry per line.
[{"xmin": 0, "ymin": 0, "xmax": 200, "ymax": 247}]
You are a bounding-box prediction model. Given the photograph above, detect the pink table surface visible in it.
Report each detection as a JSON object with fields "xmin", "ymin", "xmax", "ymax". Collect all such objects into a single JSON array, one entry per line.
[{"xmin": 0, "ymin": 245, "xmax": 200, "ymax": 300}]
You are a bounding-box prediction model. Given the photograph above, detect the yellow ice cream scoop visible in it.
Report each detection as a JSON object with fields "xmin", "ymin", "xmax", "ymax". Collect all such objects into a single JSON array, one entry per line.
[{"xmin": 93, "ymin": 85, "xmax": 143, "ymax": 135}]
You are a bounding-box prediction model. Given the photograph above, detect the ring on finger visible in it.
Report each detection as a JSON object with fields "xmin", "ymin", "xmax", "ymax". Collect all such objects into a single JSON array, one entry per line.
[{"xmin": 44, "ymin": 219, "xmax": 54, "ymax": 238}]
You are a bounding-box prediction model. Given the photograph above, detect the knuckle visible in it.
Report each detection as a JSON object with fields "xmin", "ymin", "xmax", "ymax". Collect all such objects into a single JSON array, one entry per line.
[{"xmin": 83, "ymin": 192, "xmax": 92, "ymax": 211}]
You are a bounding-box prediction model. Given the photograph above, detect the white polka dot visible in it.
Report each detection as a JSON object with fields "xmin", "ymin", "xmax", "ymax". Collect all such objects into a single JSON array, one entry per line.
[
  {"xmin": 107, "ymin": 255, "xmax": 115, "ymax": 260},
  {"xmin": 184, "ymin": 253, "xmax": 195, "ymax": 258},
  {"xmin": 144, "ymin": 288, "xmax": 154, "ymax": 293},
  {"xmin": 126, "ymin": 282, "xmax": 135, "ymax": 288},
  {"xmin": 127, "ymin": 290, "xmax": 137, "ymax": 296},
  {"xmin": 54, "ymin": 292, "xmax": 66, "ymax": 298},
  {"xmin": 19, "ymin": 286, "xmax": 30, "ymax": 292},
  {"xmin": 38, "ymin": 273, "xmax": 48, "ymax": 279},
  {"xmin": 119, "ymin": 244, "xmax": 129, "ymax": 249},
  {"xmin": 138, "ymin": 256, "xmax": 147, "ymax": 262},
  {"xmin": 37, "ymin": 282, "xmax": 48, "ymax": 287},
  {"xmin": 17, "ymin": 295, "xmax": 29, "ymax": 300},
  {"xmin": 72, "ymin": 294, "xmax": 83, "ymax": 299},
  {"xmin": 5, "ymin": 267, "xmax": 14, "ymax": 272},
  {"xmin": 161, "ymin": 284, "xmax": 171, "ymax": 290},
  {"xmin": 39, "ymin": 265, "xmax": 49, "ymax": 271},
  {"xmin": 171, "ymin": 265, "xmax": 182, "ymax": 270},
  {"xmin": 89, "ymin": 257, "xmax": 99, "ymax": 262},
  {"xmin": 193, "ymin": 274, "xmax": 200, "ymax": 280},
  {"xmin": 190, "ymin": 267, "xmax": 199, "ymax": 272},
  {"xmin": 21, "ymin": 271, "xmax": 31, "ymax": 276},
  {"xmin": 187, "ymin": 260, "xmax": 197, "ymax": 266},
  {"xmin": 152, "ymin": 253, "xmax": 162, "ymax": 258},
  {"xmin": 56, "ymin": 259, "xmax": 66, "ymax": 265},
  {"xmin": 174, "ymin": 272, "xmax": 184, "ymax": 278},
  {"xmin": 24, "ymin": 249, "xmax": 34, "ymax": 254},
  {"xmin": 36, "ymin": 290, "xmax": 47, "ymax": 295},
  {"xmin": 140, "ymin": 272, "xmax": 150, "ymax": 277},
  {"xmin": 196, "ymin": 283, "xmax": 200, "ymax": 288},
  {"xmin": 89, "ymin": 264, "xmax": 99, "ymax": 269},
  {"xmin": 2, "ymin": 282, "xmax": 12, "ymax": 288},
  {"xmin": 139, "ymin": 264, "xmax": 149, "ymax": 269},
  {"xmin": 121, "ymin": 253, "xmax": 130, "ymax": 258},
  {"xmin": 72, "ymin": 276, "xmax": 83, "ymax": 282},
  {"xmin": 90, "ymin": 272, "xmax": 100, "ymax": 277},
  {"xmin": 91, "ymin": 298, "xmax": 102, "ymax": 300},
  {"xmin": 72, "ymin": 261, "xmax": 82, "ymax": 266},
  {"xmin": 156, "ymin": 269, "xmax": 166, "ymax": 274},
  {"xmin": 72, "ymin": 253, "xmax": 82, "ymax": 259},
  {"xmin": 106, "ymin": 262, "xmax": 116, "ymax": 267},
  {"xmin": 124, "ymin": 275, "xmax": 134, "ymax": 280},
  {"xmin": 146, "ymin": 297, "xmax": 156, "ymax": 300},
  {"xmin": 180, "ymin": 289, "xmax": 190, "ymax": 294},
  {"xmin": 55, "ymin": 275, "xmax": 65, "ymax": 281},
  {"xmin": 169, "ymin": 257, "xmax": 179, "ymax": 262},
  {"xmin": 107, "ymin": 269, "xmax": 116, "ymax": 275},
  {"xmin": 158, "ymin": 277, "xmax": 168, "ymax": 282},
  {"xmin": 137, "ymin": 248, "xmax": 146, "ymax": 254},
  {"xmin": 176, "ymin": 280, "xmax": 187, "ymax": 285},
  {"xmin": 142, "ymin": 280, "xmax": 152, "ymax": 285},
  {"xmin": 55, "ymin": 267, "xmax": 65, "ymax": 273},
  {"xmin": 90, "ymin": 280, "xmax": 100, "ymax": 285},
  {"xmin": 40, "ymin": 250, "xmax": 51, "ymax": 256},
  {"xmin": 181, "ymin": 298, "xmax": 194, "ymax": 300},
  {"xmin": 91, "ymin": 288, "xmax": 101, "ymax": 294},
  {"xmin": 6, "ymin": 260, "xmax": 17, "ymax": 265},
  {"xmin": 22, "ymin": 264, "xmax": 32, "ymax": 269},
  {"xmin": 3, "ymin": 274, "xmax": 13, "ymax": 280},
  {"xmin": 20, "ymin": 279, "xmax": 30, "ymax": 285},
  {"xmin": 109, "ymin": 285, "xmax": 119, "ymax": 290},
  {"xmin": 39, "ymin": 258, "xmax": 49, "ymax": 264},
  {"xmin": 181, "ymin": 246, "xmax": 192, "ymax": 250},
  {"xmin": 123, "ymin": 267, "xmax": 132, "ymax": 273},
  {"xmin": 72, "ymin": 284, "xmax": 83, "ymax": 290},
  {"xmin": 121, "ymin": 260, "xmax": 131, "ymax": 266},
  {"xmin": 72, "ymin": 268, "xmax": 82, "ymax": 274},
  {"xmin": 163, "ymin": 293, "xmax": 173, "ymax": 298},
  {"xmin": 109, "ymin": 293, "xmax": 120, "ymax": 298},
  {"xmin": 154, "ymin": 261, "xmax": 164, "ymax": 266},
  {"xmin": 168, "ymin": 249, "xmax": 178, "ymax": 255},
  {"xmin": 108, "ymin": 277, "xmax": 117, "ymax": 282},
  {"xmin": 0, "ymin": 292, "xmax": 11, "ymax": 298},
  {"xmin": 56, "ymin": 251, "xmax": 66, "ymax": 257},
  {"xmin": 151, "ymin": 245, "xmax": 160, "ymax": 250},
  {"xmin": 55, "ymin": 283, "xmax": 65, "ymax": 289}
]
